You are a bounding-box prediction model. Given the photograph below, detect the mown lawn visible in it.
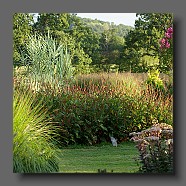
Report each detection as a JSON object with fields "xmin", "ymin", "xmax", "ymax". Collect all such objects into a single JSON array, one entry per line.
[{"xmin": 58, "ymin": 141, "xmax": 140, "ymax": 173}]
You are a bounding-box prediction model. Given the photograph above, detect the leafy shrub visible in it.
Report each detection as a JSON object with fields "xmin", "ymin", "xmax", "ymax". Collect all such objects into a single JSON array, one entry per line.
[
  {"xmin": 130, "ymin": 122, "xmax": 173, "ymax": 173},
  {"xmin": 13, "ymin": 88, "xmax": 60, "ymax": 173},
  {"xmin": 146, "ymin": 69, "xmax": 164, "ymax": 92}
]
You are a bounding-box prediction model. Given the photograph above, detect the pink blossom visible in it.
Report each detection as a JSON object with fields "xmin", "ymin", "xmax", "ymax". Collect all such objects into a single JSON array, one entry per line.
[
  {"xmin": 160, "ymin": 37, "xmax": 171, "ymax": 49},
  {"xmin": 165, "ymin": 41, "xmax": 170, "ymax": 48},
  {"xmin": 164, "ymin": 27, "xmax": 173, "ymax": 39},
  {"xmin": 160, "ymin": 38, "xmax": 166, "ymax": 45},
  {"xmin": 159, "ymin": 26, "xmax": 173, "ymax": 50},
  {"xmin": 165, "ymin": 32, "xmax": 172, "ymax": 39},
  {"xmin": 167, "ymin": 27, "xmax": 173, "ymax": 34}
]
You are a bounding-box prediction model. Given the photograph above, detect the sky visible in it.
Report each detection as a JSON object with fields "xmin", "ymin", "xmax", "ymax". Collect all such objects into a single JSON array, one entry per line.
[
  {"xmin": 32, "ymin": 13, "xmax": 138, "ymax": 27},
  {"xmin": 76, "ymin": 13, "xmax": 137, "ymax": 27}
]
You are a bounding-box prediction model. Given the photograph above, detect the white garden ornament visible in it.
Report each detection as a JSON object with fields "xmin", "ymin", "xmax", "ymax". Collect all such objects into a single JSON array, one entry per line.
[{"xmin": 110, "ymin": 137, "xmax": 117, "ymax": 147}]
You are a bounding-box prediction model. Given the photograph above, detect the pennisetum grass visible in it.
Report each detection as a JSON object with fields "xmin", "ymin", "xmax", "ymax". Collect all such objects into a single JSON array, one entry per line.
[{"xmin": 13, "ymin": 87, "xmax": 60, "ymax": 173}]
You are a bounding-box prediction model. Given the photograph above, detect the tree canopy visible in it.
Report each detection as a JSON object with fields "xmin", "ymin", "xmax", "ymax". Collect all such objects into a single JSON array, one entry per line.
[
  {"xmin": 13, "ymin": 13, "xmax": 173, "ymax": 74},
  {"xmin": 13, "ymin": 13, "xmax": 34, "ymax": 66},
  {"xmin": 123, "ymin": 13, "xmax": 173, "ymax": 73}
]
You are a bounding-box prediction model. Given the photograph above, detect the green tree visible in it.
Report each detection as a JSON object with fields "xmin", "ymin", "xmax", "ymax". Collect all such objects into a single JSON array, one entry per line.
[
  {"xmin": 33, "ymin": 13, "xmax": 70, "ymax": 35},
  {"xmin": 123, "ymin": 13, "xmax": 173, "ymax": 73},
  {"xmin": 68, "ymin": 15, "xmax": 100, "ymax": 67},
  {"xmin": 33, "ymin": 13, "xmax": 94, "ymax": 74},
  {"xmin": 13, "ymin": 13, "xmax": 34, "ymax": 66},
  {"xmin": 99, "ymin": 28, "xmax": 124, "ymax": 66},
  {"xmin": 80, "ymin": 17, "xmax": 133, "ymax": 37}
]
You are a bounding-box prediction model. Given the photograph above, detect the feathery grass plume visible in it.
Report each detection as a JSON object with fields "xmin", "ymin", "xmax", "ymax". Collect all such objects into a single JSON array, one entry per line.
[{"xmin": 13, "ymin": 88, "xmax": 60, "ymax": 173}]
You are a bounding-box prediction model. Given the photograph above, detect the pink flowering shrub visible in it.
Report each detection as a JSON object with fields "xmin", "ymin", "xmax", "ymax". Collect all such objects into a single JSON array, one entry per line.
[
  {"xmin": 159, "ymin": 26, "xmax": 173, "ymax": 72},
  {"xmin": 160, "ymin": 27, "xmax": 173, "ymax": 49},
  {"xmin": 130, "ymin": 122, "xmax": 173, "ymax": 173}
]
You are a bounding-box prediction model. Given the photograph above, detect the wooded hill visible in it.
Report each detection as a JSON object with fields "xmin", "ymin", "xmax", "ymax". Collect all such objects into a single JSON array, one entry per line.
[{"xmin": 78, "ymin": 17, "xmax": 133, "ymax": 37}]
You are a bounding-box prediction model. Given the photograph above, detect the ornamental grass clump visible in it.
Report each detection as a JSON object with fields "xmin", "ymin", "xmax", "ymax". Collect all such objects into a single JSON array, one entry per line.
[
  {"xmin": 20, "ymin": 32, "xmax": 74, "ymax": 93},
  {"xmin": 13, "ymin": 88, "xmax": 60, "ymax": 173},
  {"xmin": 130, "ymin": 122, "xmax": 173, "ymax": 173}
]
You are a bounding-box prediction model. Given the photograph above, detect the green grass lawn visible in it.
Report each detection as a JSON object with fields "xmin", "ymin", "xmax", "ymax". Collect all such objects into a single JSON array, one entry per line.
[{"xmin": 58, "ymin": 141, "xmax": 140, "ymax": 173}]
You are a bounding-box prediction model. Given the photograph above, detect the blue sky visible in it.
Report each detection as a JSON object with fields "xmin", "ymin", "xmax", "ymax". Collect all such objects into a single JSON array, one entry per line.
[{"xmin": 77, "ymin": 13, "xmax": 137, "ymax": 27}]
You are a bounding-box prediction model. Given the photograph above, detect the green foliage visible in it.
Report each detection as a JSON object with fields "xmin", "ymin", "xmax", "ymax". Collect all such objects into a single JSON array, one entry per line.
[
  {"xmin": 141, "ymin": 55, "xmax": 159, "ymax": 69},
  {"xmin": 13, "ymin": 13, "xmax": 34, "ymax": 66},
  {"xmin": 13, "ymin": 13, "xmax": 173, "ymax": 74},
  {"xmin": 99, "ymin": 28, "xmax": 124, "ymax": 66},
  {"xmin": 69, "ymin": 15, "xmax": 101, "ymax": 65},
  {"xmin": 31, "ymin": 13, "xmax": 133, "ymax": 72},
  {"xmin": 33, "ymin": 13, "xmax": 94, "ymax": 73},
  {"xmin": 21, "ymin": 32, "xmax": 74, "ymax": 87},
  {"xmin": 13, "ymin": 13, "xmax": 173, "ymax": 150},
  {"xmin": 33, "ymin": 13, "xmax": 70, "ymax": 35},
  {"xmin": 80, "ymin": 17, "xmax": 133, "ymax": 37},
  {"xmin": 13, "ymin": 88, "xmax": 60, "ymax": 173},
  {"xmin": 15, "ymin": 73, "xmax": 172, "ymax": 146},
  {"xmin": 146, "ymin": 68, "xmax": 164, "ymax": 91},
  {"xmin": 123, "ymin": 13, "xmax": 173, "ymax": 73}
]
